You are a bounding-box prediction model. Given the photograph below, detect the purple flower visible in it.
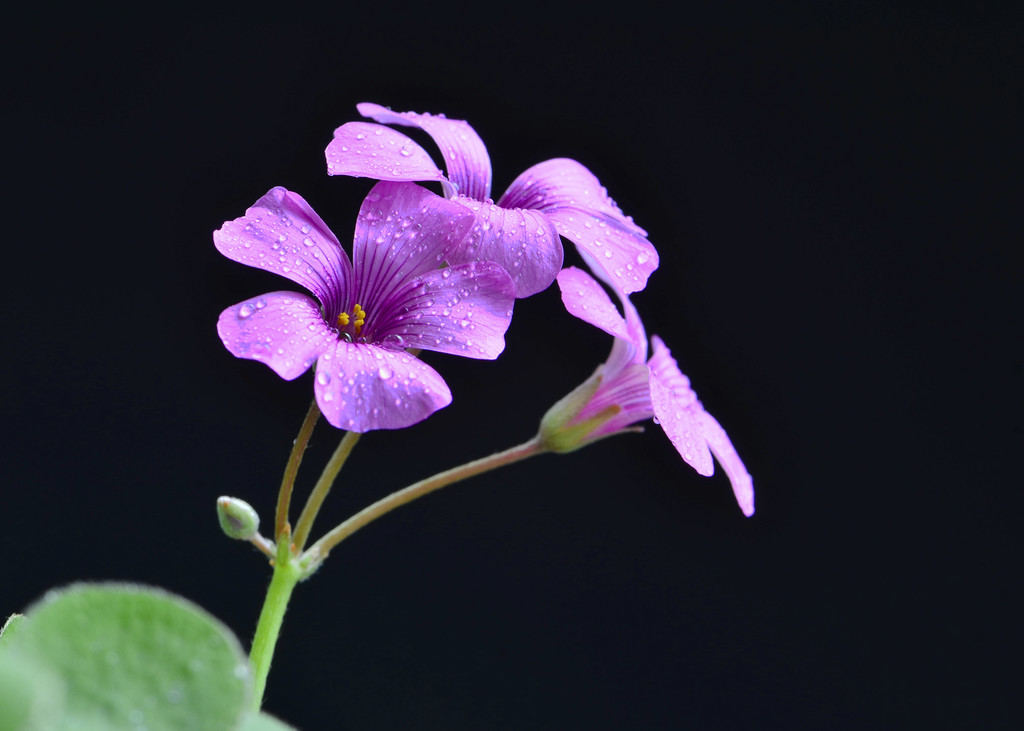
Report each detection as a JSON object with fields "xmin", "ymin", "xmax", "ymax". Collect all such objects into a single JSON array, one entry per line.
[
  {"xmin": 215, "ymin": 181, "xmax": 516, "ymax": 432},
  {"xmin": 545, "ymin": 267, "xmax": 754, "ymax": 517},
  {"xmin": 325, "ymin": 103, "xmax": 659, "ymax": 299}
]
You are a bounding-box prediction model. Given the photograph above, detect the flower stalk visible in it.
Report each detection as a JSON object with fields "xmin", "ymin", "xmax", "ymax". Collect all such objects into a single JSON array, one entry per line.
[
  {"xmin": 274, "ymin": 399, "xmax": 321, "ymax": 541},
  {"xmin": 291, "ymin": 430, "xmax": 361, "ymax": 552},
  {"xmin": 305, "ymin": 436, "xmax": 547, "ymax": 563},
  {"xmin": 249, "ymin": 526, "xmax": 303, "ymax": 711}
]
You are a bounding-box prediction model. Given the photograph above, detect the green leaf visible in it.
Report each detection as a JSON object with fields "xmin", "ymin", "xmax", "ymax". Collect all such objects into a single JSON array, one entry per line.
[
  {"xmin": 239, "ymin": 711, "xmax": 298, "ymax": 730},
  {"xmin": 0, "ymin": 613, "xmax": 25, "ymax": 650},
  {"xmin": 16, "ymin": 582, "xmax": 252, "ymax": 730},
  {"xmin": 0, "ymin": 651, "xmax": 65, "ymax": 730}
]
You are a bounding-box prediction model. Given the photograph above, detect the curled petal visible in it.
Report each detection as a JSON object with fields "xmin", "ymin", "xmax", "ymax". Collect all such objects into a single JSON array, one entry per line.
[
  {"xmin": 217, "ymin": 292, "xmax": 334, "ymax": 380},
  {"xmin": 359, "ymin": 103, "xmax": 493, "ymax": 202},
  {"xmin": 378, "ymin": 260, "xmax": 515, "ymax": 360},
  {"xmin": 647, "ymin": 337, "xmax": 714, "ymax": 476},
  {"xmin": 696, "ymin": 410, "xmax": 756, "ymax": 517},
  {"xmin": 213, "ymin": 187, "xmax": 352, "ymax": 320},
  {"xmin": 326, "ymin": 122, "xmax": 447, "ymax": 187},
  {"xmin": 449, "ymin": 197, "xmax": 563, "ymax": 298},
  {"xmin": 499, "ymin": 158, "xmax": 647, "ymax": 235},
  {"xmin": 556, "ymin": 266, "xmax": 631, "ymax": 342},
  {"xmin": 352, "ymin": 182, "xmax": 475, "ymax": 318},
  {"xmin": 314, "ymin": 342, "xmax": 452, "ymax": 432},
  {"xmin": 546, "ymin": 208, "xmax": 659, "ymax": 296}
]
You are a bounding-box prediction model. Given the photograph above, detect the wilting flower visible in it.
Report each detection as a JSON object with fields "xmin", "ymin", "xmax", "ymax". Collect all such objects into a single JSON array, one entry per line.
[
  {"xmin": 542, "ymin": 267, "xmax": 754, "ymax": 516},
  {"xmin": 215, "ymin": 181, "xmax": 516, "ymax": 432},
  {"xmin": 325, "ymin": 103, "xmax": 659, "ymax": 299}
]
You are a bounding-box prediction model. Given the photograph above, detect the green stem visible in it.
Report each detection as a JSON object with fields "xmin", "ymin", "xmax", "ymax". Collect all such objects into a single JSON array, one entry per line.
[
  {"xmin": 306, "ymin": 436, "xmax": 547, "ymax": 561},
  {"xmin": 274, "ymin": 399, "xmax": 321, "ymax": 541},
  {"xmin": 249, "ymin": 531, "xmax": 302, "ymax": 711},
  {"xmin": 291, "ymin": 431, "xmax": 361, "ymax": 552}
]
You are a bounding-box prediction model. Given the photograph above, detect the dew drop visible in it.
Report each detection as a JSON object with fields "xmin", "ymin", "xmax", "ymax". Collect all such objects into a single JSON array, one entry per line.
[
  {"xmin": 317, "ymin": 371, "xmax": 331, "ymax": 386},
  {"xmin": 378, "ymin": 365, "xmax": 394, "ymax": 380},
  {"xmin": 238, "ymin": 303, "xmax": 254, "ymax": 318}
]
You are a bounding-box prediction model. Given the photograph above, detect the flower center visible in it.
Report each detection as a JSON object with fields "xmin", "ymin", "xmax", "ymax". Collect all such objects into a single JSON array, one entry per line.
[{"xmin": 336, "ymin": 304, "xmax": 367, "ymax": 341}]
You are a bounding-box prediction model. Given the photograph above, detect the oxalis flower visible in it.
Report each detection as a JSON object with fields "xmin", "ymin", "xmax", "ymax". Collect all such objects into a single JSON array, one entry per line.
[
  {"xmin": 541, "ymin": 267, "xmax": 754, "ymax": 517},
  {"xmin": 325, "ymin": 102, "xmax": 659, "ymax": 299},
  {"xmin": 215, "ymin": 181, "xmax": 516, "ymax": 432}
]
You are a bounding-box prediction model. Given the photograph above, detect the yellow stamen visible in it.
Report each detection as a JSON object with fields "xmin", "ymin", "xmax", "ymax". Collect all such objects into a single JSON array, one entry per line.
[
  {"xmin": 353, "ymin": 304, "xmax": 365, "ymax": 334},
  {"xmin": 337, "ymin": 305, "xmax": 367, "ymax": 334}
]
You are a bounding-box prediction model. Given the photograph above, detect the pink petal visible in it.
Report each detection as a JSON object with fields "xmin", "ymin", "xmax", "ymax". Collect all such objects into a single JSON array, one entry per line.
[
  {"xmin": 217, "ymin": 292, "xmax": 334, "ymax": 380},
  {"xmin": 448, "ymin": 196, "xmax": 563, "ymax": 298},
  {"xmin": 213, "ymin": 187, "xmax": 352, "ymax": 319},
  {"xmin": 647, "ymin": 337, "xmax": 714, "ymax": 476},
  {"xmin": 546, "ymin": 208, "xmax": 659, "ymax": 296},
  {"xmin": 325, "ymin": 122, "xmax": 447, "ymax": 188},
  {"xmin": 351, "ymin": 182, "xmax": 475, "ymax": 317},
  {"xmin": 499, "ymin": 158, "xmax": 647, "ymax": 235},
  {"xmin": 378, "ymin": 260, "xmax": 515, "ymax": 360},
  {"xmin": 359, "ymin": 103, "xmax": 493, "ymax": 202},
  {"xmin": 696, "ymin": 410, "xmax": 756, "ymax": 517},
  {"xmin": 556, "ymin": 266, "xmax": 631, "ymax": 341},
  {"xmin": 498, "ymin": 158, "xmax": 658, "ymax": 295},
  {"xmin": 313, "ymin": 342, "xmax": 452, "ymax": 432}
]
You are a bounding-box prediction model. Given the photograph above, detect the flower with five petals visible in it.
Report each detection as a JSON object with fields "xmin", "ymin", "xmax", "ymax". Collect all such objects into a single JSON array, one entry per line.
[
  {"xmin": 215, "ymin": 181, "xmax": 516, "ymax": 432},
  {"xmin": 325, "ymin": 103, "xmax": 659, "ymax": 299}
]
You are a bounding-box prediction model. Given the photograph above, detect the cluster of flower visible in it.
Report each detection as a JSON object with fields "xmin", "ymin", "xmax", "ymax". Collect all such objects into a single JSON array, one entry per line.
[{"xmin": 215, "ymin": 104, "xmax": 753, "ymax": 516}]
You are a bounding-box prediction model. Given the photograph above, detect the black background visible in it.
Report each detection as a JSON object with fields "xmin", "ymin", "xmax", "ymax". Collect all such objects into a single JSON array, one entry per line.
[{"xmin": 2, "ymin": 4, "xmax": 1019, "ymax": 729}]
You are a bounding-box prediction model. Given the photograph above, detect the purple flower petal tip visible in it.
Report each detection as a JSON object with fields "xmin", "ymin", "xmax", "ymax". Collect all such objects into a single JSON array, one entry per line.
[
  {"xmin": 326, "ymin": 122, "xmax": 445, "ymax": 183},
  {"xmin": 556, "ymin": 266, "xmax": 630, "ymax": 341},
  {"xmin": 314, "ymin": 343, "xmax": 452, "ymax": 432}
]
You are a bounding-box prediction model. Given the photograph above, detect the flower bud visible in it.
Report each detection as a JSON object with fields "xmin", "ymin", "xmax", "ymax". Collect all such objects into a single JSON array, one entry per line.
[{"xmin": 216, "ymin": 496, "xmax": 260, "ymax": 540}]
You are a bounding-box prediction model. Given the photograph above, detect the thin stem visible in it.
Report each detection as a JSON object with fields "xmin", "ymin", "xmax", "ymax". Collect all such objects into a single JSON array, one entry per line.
[
  {"xmin": 274, "ymin": 399, "xmax": 321, "ymax": 541},
  {"xmin": 248, "ymin": 533, "xmax": 277, "ymax": 560},
  {"xmin": 249, "ymin": 528, "xmax": 302, "ymax": 711},
  {"xmin": 291, "ymin": 431, "xmax": 361, "ymax": 552},
  {"xmin": 306, "ymin": 436, "xmax": 547, "ymax": 561}
]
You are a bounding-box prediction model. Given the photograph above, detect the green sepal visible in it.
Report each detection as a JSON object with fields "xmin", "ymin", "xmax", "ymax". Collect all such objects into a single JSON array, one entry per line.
[{"xmin": 539, "ymin": 369, "xmax": 625, "ymax": 453}]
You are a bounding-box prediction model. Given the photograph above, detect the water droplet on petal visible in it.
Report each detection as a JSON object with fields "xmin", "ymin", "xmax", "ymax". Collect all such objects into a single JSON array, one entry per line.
[
  {"xmin": 317, "ymin": 371, "xmax": 331, "ymax": 386},
  {"xmin": 238, "ymin": 303, "xmax": 254, "ymax": 318}
]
